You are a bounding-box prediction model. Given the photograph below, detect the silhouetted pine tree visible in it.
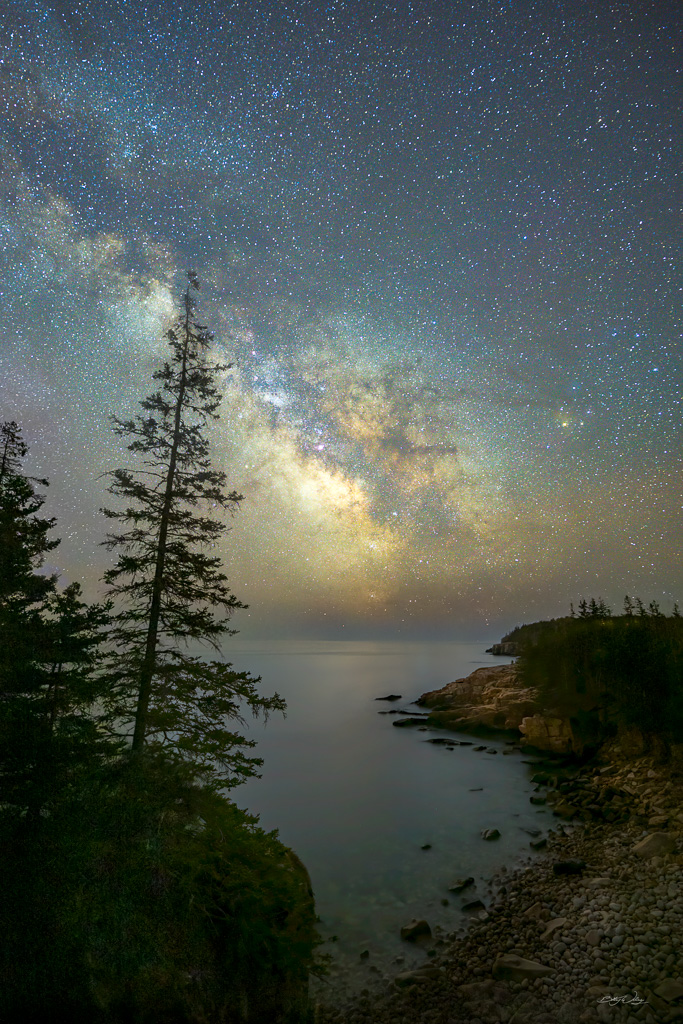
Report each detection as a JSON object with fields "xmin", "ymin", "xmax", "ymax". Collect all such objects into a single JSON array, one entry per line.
[
  {"xmin": 101, "ymin": 272, "xmax": 283, "ymax": 788},
  {"xmin": 0, "ymin": 424, "xmax": 113, "ymax": 811}
]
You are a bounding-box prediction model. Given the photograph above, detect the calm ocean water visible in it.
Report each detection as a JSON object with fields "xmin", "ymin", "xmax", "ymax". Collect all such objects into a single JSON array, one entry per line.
[{"xmin": 228, "ymin": 640, "xmax": 552, "ymax": 993}]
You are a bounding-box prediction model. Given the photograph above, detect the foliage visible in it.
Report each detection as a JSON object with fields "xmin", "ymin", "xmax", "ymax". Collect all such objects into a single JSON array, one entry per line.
[
  {"xmin": 101, "ymin": 273, "xmax": 284, "ymax": 787},
  {"xmin": 516, "ymin": 597, "xmax": 683, "ymax": 744},
  {"xmin": 0, "ymin": 755, "xmax": 319, "ymax": 1024},
  {"xmin": 0, "ymin": 284, "xmax": 319, "ymax": 1021},
  {"xmin": 0, "ymin": 424, "xmax": 118, "ymax": 813}
]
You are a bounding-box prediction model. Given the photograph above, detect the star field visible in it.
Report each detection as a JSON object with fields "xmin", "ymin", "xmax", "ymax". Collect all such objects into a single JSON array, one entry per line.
[{"xmin": 0, "ymin": 0, "xmax": 681, "ymax": 637}]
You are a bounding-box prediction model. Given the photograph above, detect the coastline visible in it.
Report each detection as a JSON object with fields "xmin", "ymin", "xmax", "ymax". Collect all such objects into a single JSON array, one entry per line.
[{"xmin": 316, "ymin": 669, "xmax": 683, "ymax": 1024}]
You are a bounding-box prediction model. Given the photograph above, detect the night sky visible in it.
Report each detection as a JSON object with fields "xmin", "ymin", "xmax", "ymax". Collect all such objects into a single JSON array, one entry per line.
[{"xmin": 1, "ymin": 1, "xmax": 681, "ymax": 639}]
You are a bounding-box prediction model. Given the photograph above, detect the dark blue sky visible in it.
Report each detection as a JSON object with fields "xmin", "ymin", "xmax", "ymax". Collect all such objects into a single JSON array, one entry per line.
[{"xmin": 1, "ymin": 1, "xmax": 681, "ymax": 637}]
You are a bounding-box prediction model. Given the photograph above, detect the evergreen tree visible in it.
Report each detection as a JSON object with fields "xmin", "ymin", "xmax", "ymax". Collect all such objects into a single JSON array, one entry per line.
[
  {"xmin": 101, "ymin": 272, "xmax": 284, "ymax": 788},
  {"xmin": 0, "ymin": 424, "xmax": 114, "ymax": 811}
]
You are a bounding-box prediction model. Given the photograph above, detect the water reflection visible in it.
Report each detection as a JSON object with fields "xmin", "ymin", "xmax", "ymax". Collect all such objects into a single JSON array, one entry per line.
[{"xmin": 228, "ymin": 641, "xmax": 549, "ymax": 992}]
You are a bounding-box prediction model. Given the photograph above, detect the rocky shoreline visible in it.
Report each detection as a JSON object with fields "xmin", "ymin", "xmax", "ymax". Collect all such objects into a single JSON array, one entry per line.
[{"xmin": 315, "ymin": 736, "xmax": 683, "ymax": 1024}]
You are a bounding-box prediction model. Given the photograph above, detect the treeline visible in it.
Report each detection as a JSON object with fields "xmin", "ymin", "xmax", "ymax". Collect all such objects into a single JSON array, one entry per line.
[
  {"xmin": 512, "ymin": 599, "xmax": 683, "ymax": 751},
  {"xmin": 0, "ymin": 277, "xmax": 318, "ymax": 1023}
]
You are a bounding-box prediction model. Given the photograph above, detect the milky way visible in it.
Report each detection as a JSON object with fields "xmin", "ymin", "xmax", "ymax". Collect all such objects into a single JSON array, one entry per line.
[{"xmin": 0, "ymin": 1, "xmax": 681, "ymax": 637}]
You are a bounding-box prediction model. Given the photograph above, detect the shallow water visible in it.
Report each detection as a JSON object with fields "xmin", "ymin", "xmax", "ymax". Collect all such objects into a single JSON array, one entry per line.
[{"xmin": 229, "ymin": 640, "xmax": 551, "ymax": 992}]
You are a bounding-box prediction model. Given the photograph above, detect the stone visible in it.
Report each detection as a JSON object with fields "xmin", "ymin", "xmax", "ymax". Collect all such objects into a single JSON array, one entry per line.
[
  {"xmin": 519, "ymin": 713, "xmax": 581, "ymax": 755},
  {"xmin": 582, "ymin": 877, "xmax": 612, "ymax": 888},
  {"xmin": 654, "ymin": 979, "xmax": 683, "ymax": 1003},
  {"xmin": 400, "ymin": 918, "xmax": 432, "ymax": 941},
  {"xmin": 540, "ymin": 918, "xmax": 567, "ymax": 941},
  {"xmin": 481, "ymin": 828, "xmax": 501, "ymax": 841},
  {"xmin": 492, "ymin": 954, "xmax": 554, "ymax": 982},
  {"xmin": 530, "ymin": 795, "xmax": 546, "ymax": 805},
  {"xmin": 586, "ymin": 930, "xmax": 602, "ymax": 946},
  {"xmin": 394, "ymin": 965, "xmax": 442, "ymax": 987},
  {"xmin": 448, "ymin": 876, "xmax": 475, "ymax": 893},
  {"xmin": 462, "ymin": 899, "xmax": 486, "ymax": 911},
  {"xmin": 375, "ymin": 694, "xmax": 402, "ymax": 701},
  {"xmin": 633, "ymin": 833, "xmax": 675, "ymax": 859},
  {"xmin": 392, "ymin": 717, "xmax": 427, "ymax": 728},
  {"xmin": 530, "ymin": 838, "xmax": 547, "ymax": 850},
  {"xmin": 553, "ymin": 859, "xmax": 586, "ymax": 876},
  {"xmin": 523, "ymin": 902, "xmax": 544, "ymax": 920},
  {"xmin": 417, "ymin": 664, "xmax": 538, "ymax": 731}
]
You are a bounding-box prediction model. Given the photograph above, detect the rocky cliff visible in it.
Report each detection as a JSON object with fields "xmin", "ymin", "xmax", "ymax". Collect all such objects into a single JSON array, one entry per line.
[{"xmin": 416, "ymin": 663, "xmax": 590, "ymax": 755}]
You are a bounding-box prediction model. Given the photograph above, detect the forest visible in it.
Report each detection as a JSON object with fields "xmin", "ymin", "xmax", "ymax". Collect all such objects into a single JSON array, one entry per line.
[
  {"xmin": 0, "ymin": 276, "xmax": 320, "ymax": 1024},
  {"xmin": 508, "ymin": 600, "xmax": 683, "ymax": 754}
]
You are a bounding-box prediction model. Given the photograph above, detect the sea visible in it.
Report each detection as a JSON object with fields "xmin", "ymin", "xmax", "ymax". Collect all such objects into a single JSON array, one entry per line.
[{"xmin": 227, "ymin": 639, "xmax": 554, "ymax": 995}]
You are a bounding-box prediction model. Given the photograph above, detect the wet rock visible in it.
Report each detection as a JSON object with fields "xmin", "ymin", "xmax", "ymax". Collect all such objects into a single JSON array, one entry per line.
[
  {"xmin": 375, "ymin": 694, "xmax": 402, "ymax": 701},
  {"xmin": 530, "ymin": 838, "xmax": 547, "ymax": 850},
  {"xmin": 393, "ymin": 965, "xmax": 441, "ymax": 987},
  {"xmin": 492, "ymin": 954, "xmax": 554, "ymax": 982},
  {"xmin": 481, "ymin": 828, "xmax": 501, "ymax": 841},
  {"xmin": 633, "ymin": 832, "xmax": 675, "ymax": 858},
  {"xmin": 421, "ymin": 843, "xmax": 432, "ymax": 850},
  {"xmin": 530, "ymin": 795, "xmax": 546, "ymax": 805},
  {"xmin": 485, "ymin": 748, "xmax": 498, "ymax": 754},
  {"xmin": 448, "ymin": 876, "xmax": 475, "ymax": 893},
  {"xmin": 392, "ymin": 717, "xmax": 425, "ymax": 728},
  {"xmin": 400, "ymin": 918, "xmax": 432, "ymax": 942},
  {"xmin": 359, "ymin": 949, "xmax": 369, "ymax": 959},
  {"xmin": 462, "ymin": 898, "xmax": 486, "ymax": 911}
]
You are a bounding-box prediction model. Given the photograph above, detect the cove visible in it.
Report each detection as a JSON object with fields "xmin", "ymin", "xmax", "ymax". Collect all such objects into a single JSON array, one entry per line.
[{"xmin": 232, "ymin": 640, "xmax": 553, "ymax": 995}]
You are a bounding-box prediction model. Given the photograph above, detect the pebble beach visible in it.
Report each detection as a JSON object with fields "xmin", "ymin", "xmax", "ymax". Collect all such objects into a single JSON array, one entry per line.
[{"xmin": 316, "ymin": 742, "xmax": 683, "ymax": 1024}]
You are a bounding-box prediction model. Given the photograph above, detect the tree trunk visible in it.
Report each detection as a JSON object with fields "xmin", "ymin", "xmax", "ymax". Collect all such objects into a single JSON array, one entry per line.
[{"xmin": 131, "ymin": 296, "xmax": 191, "ymax": 753}]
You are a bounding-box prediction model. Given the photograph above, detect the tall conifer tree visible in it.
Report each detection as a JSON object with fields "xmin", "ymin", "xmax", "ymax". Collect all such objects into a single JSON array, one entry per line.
[
  {"xmin": 102, "ymin": 272, "xmax": 283, "ymax": 787},
  {"xmin": 0, "ymin": 423, "xmax": 113, "ymax": 811}
]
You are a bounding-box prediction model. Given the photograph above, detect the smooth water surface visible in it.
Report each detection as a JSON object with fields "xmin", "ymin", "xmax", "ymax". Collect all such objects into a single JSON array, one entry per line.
[{"xmin": 228, "ymin": 640, "xmax": 550, "ymax": 991}]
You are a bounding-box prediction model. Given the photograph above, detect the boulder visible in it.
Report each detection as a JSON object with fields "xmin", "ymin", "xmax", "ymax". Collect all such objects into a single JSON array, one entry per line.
[
  {"xmin": 448, "ymin": 876, "xmax": 475, "ymax": 893},
  {"xmin": 654, "ymin": 979, "xmax": 683, "ymax": 1003},
  {"xmin": 492, "ymin": 955, "xmax": 554, "ymax": 982},
  {"xmin": 394, "ymin": 965, "xmax": 442, "ymax": 987},
  {"xmin": 375, "ymin": 694, "xmax": 402, "ymax": 701},
  {"xmin": 519, "ymin": 714, "xmax": 580, "ymax": 755},
  {"xmin": 481, "ymin": 828, "xmax": 501, "ymax": 841},
  {"xmin": 633, "ymin": 832, "xmax": 675, "ymax": 859},
  {"xmin": 400, "ymin": 918, "xmax": 432, "ymax": 942}
]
